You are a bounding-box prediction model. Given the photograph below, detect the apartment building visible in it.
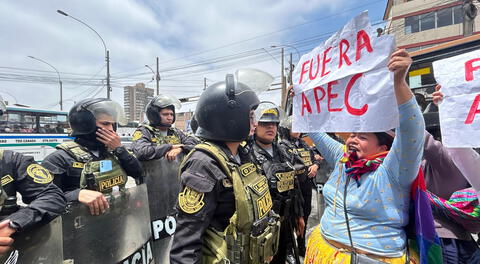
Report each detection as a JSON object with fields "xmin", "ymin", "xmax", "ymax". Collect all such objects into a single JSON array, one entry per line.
[
  {"xmin": 124, "ymin": 83, "xmax": 154, "ymax": 123},
  {"xmin": 384, "ymin": 0, "xmax": 480, "ymax": 51}
]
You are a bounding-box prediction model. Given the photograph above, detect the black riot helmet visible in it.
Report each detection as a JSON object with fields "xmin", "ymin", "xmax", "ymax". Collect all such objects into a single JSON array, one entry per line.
[
  {"xmin": 195, "ymin": 74, "xmax": 260, "ymax": 142},
  {"xmin": 69, "ymin": 98, "xmax": 126, "ymax": 137},
  {"xmin": 190, "ymin": 114, "xmax": 199, "ymax": 134},
  {"xmin": 145, "ymin": 94, "xmax": 181, "ymax": 127},
  {"xmin": 278, "ymin": 115, "xmax": 293, "ymax": 140}
]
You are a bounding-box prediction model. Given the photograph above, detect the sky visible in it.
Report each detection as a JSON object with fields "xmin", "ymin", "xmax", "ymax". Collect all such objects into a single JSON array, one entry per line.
[{"xmin": 0, "ymin": 0, "xmax": 388, "ymax": 113}]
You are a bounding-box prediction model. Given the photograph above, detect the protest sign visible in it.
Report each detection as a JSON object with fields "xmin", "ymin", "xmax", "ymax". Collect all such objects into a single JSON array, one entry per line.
[
  {"xmin": 433, "ymin": 49, "xmax": 480, "ymax": 147},
  {"xmin": 292, "ymin": 11, "xmax": 397, "ymax": 132}
]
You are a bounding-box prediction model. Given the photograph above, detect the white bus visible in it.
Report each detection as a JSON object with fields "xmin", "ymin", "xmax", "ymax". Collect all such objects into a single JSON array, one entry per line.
[{"xmin": 0, "ymin": 106, "xmax": 73, "ymax": 162}]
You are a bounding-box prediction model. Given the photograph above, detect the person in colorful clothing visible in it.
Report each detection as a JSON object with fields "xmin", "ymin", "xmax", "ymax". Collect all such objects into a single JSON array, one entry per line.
[
  {"xmin": 304, "ymin": 49, "xmax": 424, "ymax": 263},
  {"xmin": 423, "ymin": 85, "xmax": 480, "ymax": 263}
]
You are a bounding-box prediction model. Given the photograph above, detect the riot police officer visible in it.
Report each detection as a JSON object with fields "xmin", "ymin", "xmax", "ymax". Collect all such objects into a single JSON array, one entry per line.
[
  {"xmin": 0, "ymin": 97, "xmax": 66, "ymax": 255},
  {"xmin": 251, "ymin": 103, "xmax": 304, "ymax": 264},
  {"xmin": 42, "ymin": 98, "xmax": 143, "ymax": 215},
  {"xmin": 131, "ymin": 94, "xmax": 199, "ymax": 262},
  {"xmin": 170, "ymin": 74, "xmax": 280, "ymax": 264},
  {"xmin": 131, "ymin": 94, "xmax": 198, "ymax": 161},
  {"xmin": 278, "ymin": 117, "xmax": 320, "ymax": 257}
]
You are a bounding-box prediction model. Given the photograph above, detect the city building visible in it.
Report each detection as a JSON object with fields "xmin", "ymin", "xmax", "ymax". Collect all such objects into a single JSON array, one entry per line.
[
  {"xmin": 175, "ymin": 111, "xmax": 194, "ymax": 132},
  {"xmin": 384, "ymin": 0, "xmax": 480, "ymax": 51},
  {"xmin": 123, "ymin": 83, "xmax": 154, "ymax": 123}
]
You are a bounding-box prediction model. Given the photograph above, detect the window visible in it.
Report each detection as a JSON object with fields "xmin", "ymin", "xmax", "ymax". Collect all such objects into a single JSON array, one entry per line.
[
  {"xmin": 453, "ymin": 5, "xmax": 463, "ymax": 24},
  {"xmin": 419, "ymin": 12, "xmax": 435, "ymax": 31},
  {"xmin": 404, "ymin": 5, "xmax": 463, "ymax": 34},
  {"xmin": 437, "ymin": 8, "xmax": 452, "ymax": 27},
  {"xmin": 39, "ymin": 114, "xmax": 69, "ymax": 134},
  {"xmin": 2, "ymin": 111, "xmax": 37, "ymax": 133},
  {"xmin": 405, "ymin": 15, "xmax": 420, "ymax": 34}
]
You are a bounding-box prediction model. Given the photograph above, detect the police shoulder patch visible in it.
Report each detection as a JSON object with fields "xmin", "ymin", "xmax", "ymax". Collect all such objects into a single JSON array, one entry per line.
[
  {"xmin": 26, "ymin": 164, "xmax": 53, "ymax": 184},
  {"xmin": 178, "ymin": 186, "xmax": 205, "ymax": 214},
  {"xmin": 1, "ymin": 175, "xmax": 14, "ymax": 186},
  {"xmin": 132, "ymin": 131, "xmax": 143, "ymax": 141}
]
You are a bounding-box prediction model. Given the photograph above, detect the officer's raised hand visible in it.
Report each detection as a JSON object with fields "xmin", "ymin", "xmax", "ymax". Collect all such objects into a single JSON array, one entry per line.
[
  {"xmin": 78, "ymin": 189, "xmax": 109, "ymax": 215},
  {"xmin": 0, "ymin": 220, "xmax": 15, "ymax": 255},
  {"xmin": 96, "ymin": 128, "xmax": 121, "ymax": 151}
]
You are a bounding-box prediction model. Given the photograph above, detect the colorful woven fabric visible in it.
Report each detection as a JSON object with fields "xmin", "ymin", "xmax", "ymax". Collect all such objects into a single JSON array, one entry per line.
[
  {"xmin": 304, "ymin": 226, "xmax": 414, "ymax": 264},
  {"xmin": 407, "ymin": 169, "xmax": 443, "ymax": 264},
  {"xmin": 343, "ymin": 149, "xmax": 389, "ymax": 186},
  {"xmin": 427, "ymin": 187, "xmax": 480, "ymax": 233}
]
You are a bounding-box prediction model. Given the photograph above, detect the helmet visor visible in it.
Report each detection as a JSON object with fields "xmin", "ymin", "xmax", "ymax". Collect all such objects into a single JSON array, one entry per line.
[
  {"xmin": 84, "ymin": 100, "xmax": 127, "ymax": 126},
  {"xmin": 254, "ymin": 101, "xmax": 284, "ymax": 123},
  {"xmin": 235, "ymin": 68, "xmax": 274, "ymax": 95},
  {"xmin": 149, "ymin": 94, "xmax": 181, "ymax": 109}
]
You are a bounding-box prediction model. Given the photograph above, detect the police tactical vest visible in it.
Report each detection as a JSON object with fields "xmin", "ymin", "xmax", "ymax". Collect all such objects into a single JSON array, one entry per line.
[
  {"xmin": 253, "ymin": 145, "xmax": 296, "ymax": 194},
  {"xmin": 56, "ymin": 142, "xmax": 128, "ymax": 194},
  {"xmin": 143, "ymin": 124, "xmax": 181, "ymax": 145},
  {"xmin": 181, "ymin": 142, "xmax": 280, "ymax": 264},
  {"xmin": 280, "ymin": 139, "xmax": 308, "ymax": 176}
]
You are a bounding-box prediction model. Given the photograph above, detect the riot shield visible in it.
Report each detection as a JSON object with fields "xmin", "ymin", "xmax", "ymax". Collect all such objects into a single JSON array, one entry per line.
[
  {"xmin": 0, "ymin": 217, "xmax": 63, "ymax": 264},
  {"xmin": 62, "ymin": 184, "xmax": 153, "ymax": 264},
  {"xmin": 141, "ymin": 154, "xmax": 182, "ymax": 264}
]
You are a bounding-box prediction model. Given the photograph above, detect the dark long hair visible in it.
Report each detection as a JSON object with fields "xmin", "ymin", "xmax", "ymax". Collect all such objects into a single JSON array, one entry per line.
[{"xmin": 373, "ymin": 132, "xmax": 394, "ymax": 150}]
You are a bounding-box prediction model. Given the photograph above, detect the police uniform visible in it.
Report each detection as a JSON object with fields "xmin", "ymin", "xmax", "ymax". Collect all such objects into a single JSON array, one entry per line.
[
  {"xmin": 41, "ymin": 98, "xmax": 143, "ymax": 201},
  {"xmin": 170, "ymin": 73, "xmax": 280, "ymax": 264},
  {"xmin": 131, "ymin": 125, "xmax": 197, "ymax": 160},
  {"xmin": 251, "ymin": 141, "xmax": 303, "ymax": 264},
  {"xmin": 279, "ymin": 136, "xmax": 320, "ymax": 255},
  {"xmin": 0, "ymin": 149, "xmax": 66, "ymax": 231},
  {"xmin": 42, "ymin": 139, "xmax": 143, "ymax": 201}
]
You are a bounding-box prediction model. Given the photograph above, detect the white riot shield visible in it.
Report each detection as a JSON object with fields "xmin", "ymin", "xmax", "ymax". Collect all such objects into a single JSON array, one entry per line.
[
  {"xmin": 0, "ymin": 217, "xmax": 63, "ymax": 264},
  {"xmin": 62, "ymin": 184, "xmax": 153, "ymax": 264},
  {"xmin": 142, "ymin": 154, "xmax": 182, "ymax": 264}
]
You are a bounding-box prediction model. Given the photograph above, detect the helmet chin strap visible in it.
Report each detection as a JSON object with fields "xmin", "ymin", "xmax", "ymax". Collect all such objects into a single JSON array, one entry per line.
[{"xmin": 255, "ymin": 136, "xmax": 274, "ymax": 146}]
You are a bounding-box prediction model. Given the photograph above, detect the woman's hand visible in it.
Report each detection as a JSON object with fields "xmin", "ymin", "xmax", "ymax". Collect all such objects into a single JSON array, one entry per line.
[
  {"xmin": 388, "ymin": 49, "xmax": 413, "ymax": 105},
  {"xmin": 432, "ymin": 85, "xmax": 444, "ymax": 106}
]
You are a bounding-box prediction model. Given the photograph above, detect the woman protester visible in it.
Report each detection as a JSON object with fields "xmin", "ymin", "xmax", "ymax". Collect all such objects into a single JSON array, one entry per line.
[{"xmin": 304, "ymin": 49, "xmax": 424, "ymax": 263}]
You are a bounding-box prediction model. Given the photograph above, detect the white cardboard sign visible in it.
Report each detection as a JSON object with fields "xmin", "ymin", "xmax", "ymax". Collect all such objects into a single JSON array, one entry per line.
[
  {"xmin": 433, "ymin": 49, "xmax": 480, "ymax": 147},
  {"xmin": 292, "ymin": 12, "xmax": 397, "ymax": 132}
]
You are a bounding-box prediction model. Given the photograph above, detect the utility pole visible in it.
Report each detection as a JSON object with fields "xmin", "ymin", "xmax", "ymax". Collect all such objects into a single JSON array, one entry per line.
[
  {"xmin": 281, "ymin": 48, "xmax": 286, "ymax": 108},
  {"xmin": 204, "ymin": 77, "xmax": 207, "ymax": 90},
  {"xmin": 288, "ymin": 52, "xmax": 293, "ymax": 85},
  {"xmin": 156, "ymin": 57, "xmax": 160, "ymax": 95},
  {"xmin": 107, "ymin": 50, "xmax": 111, "ymax": 98}
]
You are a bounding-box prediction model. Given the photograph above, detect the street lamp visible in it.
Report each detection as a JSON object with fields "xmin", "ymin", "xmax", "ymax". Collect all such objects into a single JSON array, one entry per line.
[
  {"xmin": 145, "ymin": 63, "xmax": 160, "ymax": 95},
  {"xmin": 28, "ymin": 56, "xmax": 63, "ymax": 110},
  {"xmin": 57, "ymin": 10, "xmax": 111, "ymax": 99}
]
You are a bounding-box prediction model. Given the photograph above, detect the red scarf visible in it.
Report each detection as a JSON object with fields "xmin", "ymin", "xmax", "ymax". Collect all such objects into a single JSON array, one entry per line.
[{"xmin": 343, "ymin": 150, "xmax": 389, "ymax": 185}]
